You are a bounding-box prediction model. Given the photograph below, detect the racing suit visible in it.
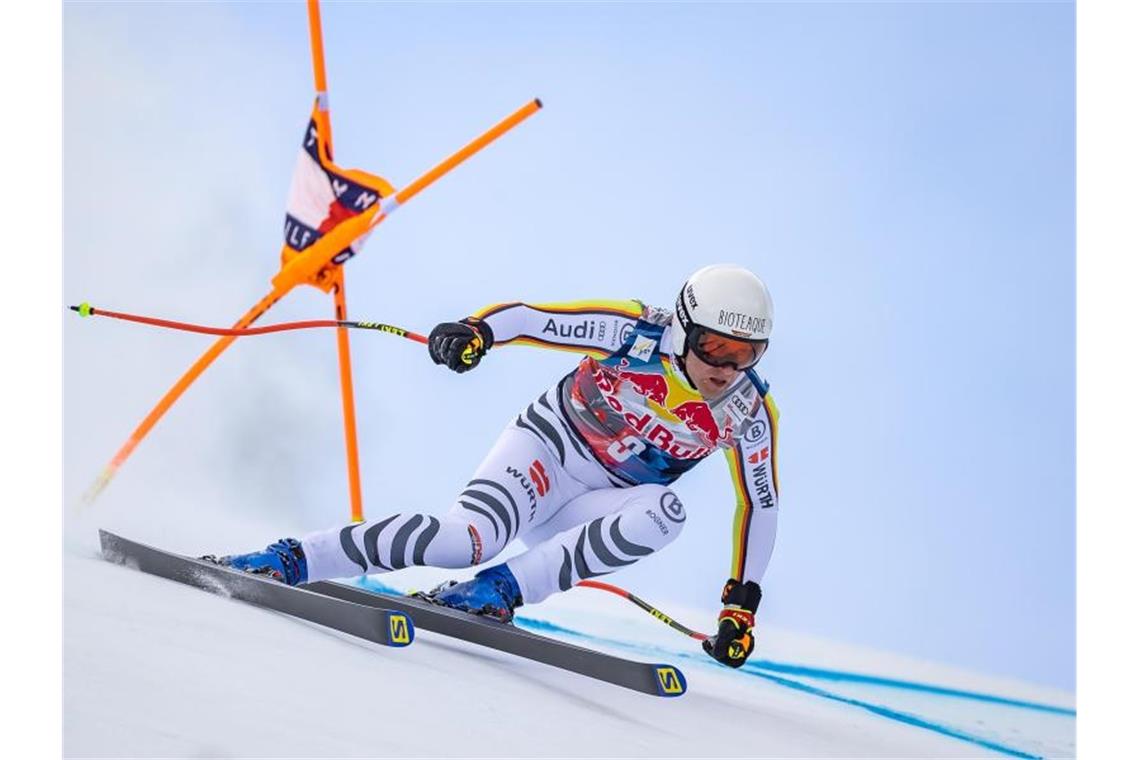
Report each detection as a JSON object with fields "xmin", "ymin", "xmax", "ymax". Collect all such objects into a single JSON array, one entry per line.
[{"xmin": 299, "ymin": 299, "xmax": 779, "ymax": 604}]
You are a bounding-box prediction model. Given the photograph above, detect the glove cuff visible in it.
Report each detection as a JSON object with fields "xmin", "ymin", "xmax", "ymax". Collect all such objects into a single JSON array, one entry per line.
[
  {"xmin": 721, "ymin": 578, "xmax": 762, "ymax": 613},
  {"xmin": 718, "ymin": 607, "xmax": 754, "ymax": 629},
  {"xmin": 461, "ymin": 317, "xmax": 495, "ymax": 350}
]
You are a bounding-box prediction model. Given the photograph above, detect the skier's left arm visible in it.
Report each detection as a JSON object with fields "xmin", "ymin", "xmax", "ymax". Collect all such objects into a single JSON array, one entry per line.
[
  {"xmin": 428, "ymin": 299, "xmax": 644, "ymax": 373},
  {"xmin": 471, "ymin": 300, "xmax": 644, "ymax": 357},
  {"xmin": 705, "ymin": 392, "xmax": 780, "ymax": 668}
]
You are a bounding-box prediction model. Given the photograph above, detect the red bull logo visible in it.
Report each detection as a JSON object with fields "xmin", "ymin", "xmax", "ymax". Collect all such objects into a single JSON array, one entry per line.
[
  {"xmin": 671, "ymin": 401, "xmax": 730, "ymax": 448},
  {"xmin": 618, "ymin": 369, "xmax": 669, "ymax": 405},
  {"xmin": 606, "ymin": 363, "xmax": 732, "ymax": 452}
]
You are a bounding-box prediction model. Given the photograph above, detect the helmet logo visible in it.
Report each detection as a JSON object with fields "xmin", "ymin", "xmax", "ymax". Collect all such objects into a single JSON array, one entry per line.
[
  {"xmin": 685, "ymin": 285, "xmax": 699, "ymax": 310},
  {"xmin": 675, "ymin": 292, "xmax": 691, "ymax": 329},
  {"xmin": 718, "ymin": 310, "xmax": 767, "ymax": 335}
]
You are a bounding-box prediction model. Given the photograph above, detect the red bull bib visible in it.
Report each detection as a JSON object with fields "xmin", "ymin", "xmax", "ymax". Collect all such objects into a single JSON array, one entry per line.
[{"xmin": 559, "ymin": 315, "xmax": 769, "ymax": 486}]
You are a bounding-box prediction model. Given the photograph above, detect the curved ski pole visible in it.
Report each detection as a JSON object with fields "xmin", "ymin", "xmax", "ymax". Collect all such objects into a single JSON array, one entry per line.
[
  {"xmin": 82, "ymin": 98, "xmax": 542, "ymax": 507},
  {"xmin": 69, "ymin": 303, "xmax": 428, "ymax": 344},
  {"xmin": 78, "ymin": 286, "xmax": 288, "ymax": 506},
  {"xmin": 576, "ymin": 580, "xmax": 710, "ymax": 642}
]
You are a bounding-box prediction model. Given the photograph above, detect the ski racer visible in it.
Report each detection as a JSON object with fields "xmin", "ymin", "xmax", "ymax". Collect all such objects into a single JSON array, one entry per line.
[{"xmin": 212, "ymin": 264, "xmax": 780, "ymax": 668}]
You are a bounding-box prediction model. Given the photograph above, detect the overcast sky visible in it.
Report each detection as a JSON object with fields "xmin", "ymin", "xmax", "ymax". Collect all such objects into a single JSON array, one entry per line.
[{"xmin": 64, "ymin": 1, "xmax": 1074, "ymax": 689}]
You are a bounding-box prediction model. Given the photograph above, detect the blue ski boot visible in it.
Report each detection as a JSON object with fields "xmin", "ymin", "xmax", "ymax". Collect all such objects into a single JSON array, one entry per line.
[
  {"xmin": 204, "ymin": 538, "xmax": 308, "ymax": 586},
  {"xmin": 422, "ymin": 564, "xmax": 523, "ymax": 622}
]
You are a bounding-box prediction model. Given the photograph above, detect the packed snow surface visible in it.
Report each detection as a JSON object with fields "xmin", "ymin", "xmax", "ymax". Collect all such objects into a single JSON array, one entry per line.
[{"xmin": 65, "ymin": 523, "xmax": 1073, "ymax": 759}]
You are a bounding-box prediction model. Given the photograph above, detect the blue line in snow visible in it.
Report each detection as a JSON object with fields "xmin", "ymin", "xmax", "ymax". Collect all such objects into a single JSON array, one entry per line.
[
  {"xmin": 351, "ymin": 579, "xmax": 1060, "ymax": 759},
  {"xmin": 514, "ymin": 615, "xmax": 1072, "ymax": 716},
  {"xmin": 745, "ymin": 669, "xmax": 1044, "ymax": 760},
  {"xmin": 513, "ymin": 617, "xmax": 1052, "ymax": 760},
  {"xmin": 748, "ymin": 661, "xmax": 1075, "ymax": 716}
]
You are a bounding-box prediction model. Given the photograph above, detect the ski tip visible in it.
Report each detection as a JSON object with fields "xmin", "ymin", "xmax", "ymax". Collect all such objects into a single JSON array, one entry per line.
[
  {"xmin": 387, "ymin": 612, "xmax": 415, "ymax": 647},
  {"xmin": 653, "ymin": 664, "xmax": 687, "ymax": 697}
]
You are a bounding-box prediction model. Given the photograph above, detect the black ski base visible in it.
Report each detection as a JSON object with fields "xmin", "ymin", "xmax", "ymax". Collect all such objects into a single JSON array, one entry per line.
[
  {"xmin": 308, "ymin": 580, "xmax": 687, "ymax": 697},
  {"xmin": 99, "ymin": 530, "xmax": 413, "ymax": 648}
]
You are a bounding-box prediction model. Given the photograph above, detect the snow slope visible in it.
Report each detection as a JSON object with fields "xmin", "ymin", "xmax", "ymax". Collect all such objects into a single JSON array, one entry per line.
[{"xmin": 64, "ymin": 521, "xmax": 1073, "ymax": 759}]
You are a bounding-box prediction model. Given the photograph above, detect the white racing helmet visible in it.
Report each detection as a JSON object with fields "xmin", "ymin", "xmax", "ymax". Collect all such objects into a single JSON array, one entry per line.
[{"xmin": 671, "ymin": 264, "xmax": 773, "ymax": 370}]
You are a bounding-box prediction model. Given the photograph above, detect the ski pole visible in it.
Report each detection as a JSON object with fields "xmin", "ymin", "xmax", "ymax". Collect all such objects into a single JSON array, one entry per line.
[
  {"xmin": 69, "ymin": 303, "xmax": 428, "ymax": 344},
  {"xmin": 576, "ymin": 580, "xmax": 710, "ymax": 641}
]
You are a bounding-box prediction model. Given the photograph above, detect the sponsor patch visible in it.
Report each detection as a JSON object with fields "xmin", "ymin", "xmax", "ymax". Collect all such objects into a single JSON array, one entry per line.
[
  {"xmin": 645, "ymin": 509, "xmax": 670, "ymax": 535},
  {"xmin": 749, "ymin": 460, "xmax": 775, "ymax": 509},
  {"xmin": 744, "ymin": 419, "xmax": 768, "ymax": 443},
  {"xmin": 542, "ymin": 318, "xmax": 601, "ymax": 341},
  {"xmin": 718, "ymin": 310, "xmax": 767, "ymax": 334},
  {"xmin": 529, "ymin": 460, "xmax": 550, "ymax": 497},
  {"xmin": 686, "ymin": 285, "xmax": 698, "ymax": 310},
  {"xmin": 748, "ymin": 445, "xmax": 771, "ymax": 463},
  {"xmin": 727, "ymin": 393, "xmax": 751, "ymax": 424},
  {"xmin": 629, "ymin": 335, "xmax": 658, "ymax": 361},
  {"xmin": 506, "ymin": 465, "xmax": 538, "ymax": 520},
  {"xmin": 659, "ymin": 492, "xmax": 686, "ymax": 523}
]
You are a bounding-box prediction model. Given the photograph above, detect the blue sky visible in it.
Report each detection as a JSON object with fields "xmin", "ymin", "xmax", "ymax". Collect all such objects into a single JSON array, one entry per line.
[{"xmin": 64, "ymin": 1, "xmax": 1074, "ymax": 688}]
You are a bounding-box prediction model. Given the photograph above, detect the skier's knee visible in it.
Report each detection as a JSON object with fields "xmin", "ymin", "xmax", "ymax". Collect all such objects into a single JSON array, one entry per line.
[{"xmin": 625, "ymin": 486, "xmax": 687, "ymax": 549}]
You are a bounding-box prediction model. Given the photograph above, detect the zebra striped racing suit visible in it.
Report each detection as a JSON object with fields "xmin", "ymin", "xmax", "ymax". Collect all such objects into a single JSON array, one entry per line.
[{"xmin": 298, "ymin": 299, "xmax": 779, "ymax": 604}]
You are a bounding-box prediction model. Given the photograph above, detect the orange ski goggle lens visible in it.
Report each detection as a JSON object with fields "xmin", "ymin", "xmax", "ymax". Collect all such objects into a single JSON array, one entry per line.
[{"xmin": 689, "ymin": 328, "xmax": 767, "ymax": 370}]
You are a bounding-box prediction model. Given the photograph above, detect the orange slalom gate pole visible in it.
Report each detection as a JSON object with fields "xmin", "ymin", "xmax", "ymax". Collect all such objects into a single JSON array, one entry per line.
[
  {"xmin": 389, "ymin": 98, "xmax": 542, "ymax": 211},
  {"xmin": 310, "ymin": 0, "xmax": 363, "ymax": 521},
  {"xmin": 85, "ymin": 99, "xmax": 542, "ymax": 505},
  {"xmin": 80, "ymin": 286, "xmax": 289, "ymax": 505},
  {"xmin": 331, "ymin": 270, "xmax": 365, "ymax": 523},
  {"xmin": 307, "ymin": 0, "xmax": 334, "ymax": 159}
]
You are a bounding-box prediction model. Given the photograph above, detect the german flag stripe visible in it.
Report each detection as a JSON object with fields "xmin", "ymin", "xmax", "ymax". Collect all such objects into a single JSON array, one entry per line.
[
  {"xmin": 724, "ymin": 446, "xmax": 753, "ymax": 581},
  {"xmin": 763, "ymin": 394, "xmax": 780, "ymax": 497},
  {"xmin": 471, "ymin": 301, "xmax": 524, "ymax": 320},
  {"xmin": 472, "ymin": 300, "xmax": 643, "ymax": 321},
  {"xmin": 528, "ymin": 299, "xmax": 644, "ymax": 318}
]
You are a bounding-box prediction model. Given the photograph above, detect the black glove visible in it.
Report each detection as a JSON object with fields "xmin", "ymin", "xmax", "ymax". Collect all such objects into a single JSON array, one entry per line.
[
  {"xmin": 428, "ymin": 318, "xmax": 494, "ymax": 373},
  {"xmin": 703, "ymin": 578, "xmax": 762, "ymax": 668}
]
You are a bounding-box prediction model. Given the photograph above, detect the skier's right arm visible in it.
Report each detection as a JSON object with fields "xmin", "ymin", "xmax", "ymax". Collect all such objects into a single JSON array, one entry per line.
[
  {"xmin": 429, "ymin": 300, "xmax": 644, "ymax": 373},
  {"xmin": 705, "ymin": 391, "xmax": 779, "ymax": 669}
]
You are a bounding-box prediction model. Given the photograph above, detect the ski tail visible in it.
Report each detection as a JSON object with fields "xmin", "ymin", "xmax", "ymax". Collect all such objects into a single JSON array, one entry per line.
[{"xmin": 99, "ymin": 530, "xmax": 414, "ymax": 648}]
